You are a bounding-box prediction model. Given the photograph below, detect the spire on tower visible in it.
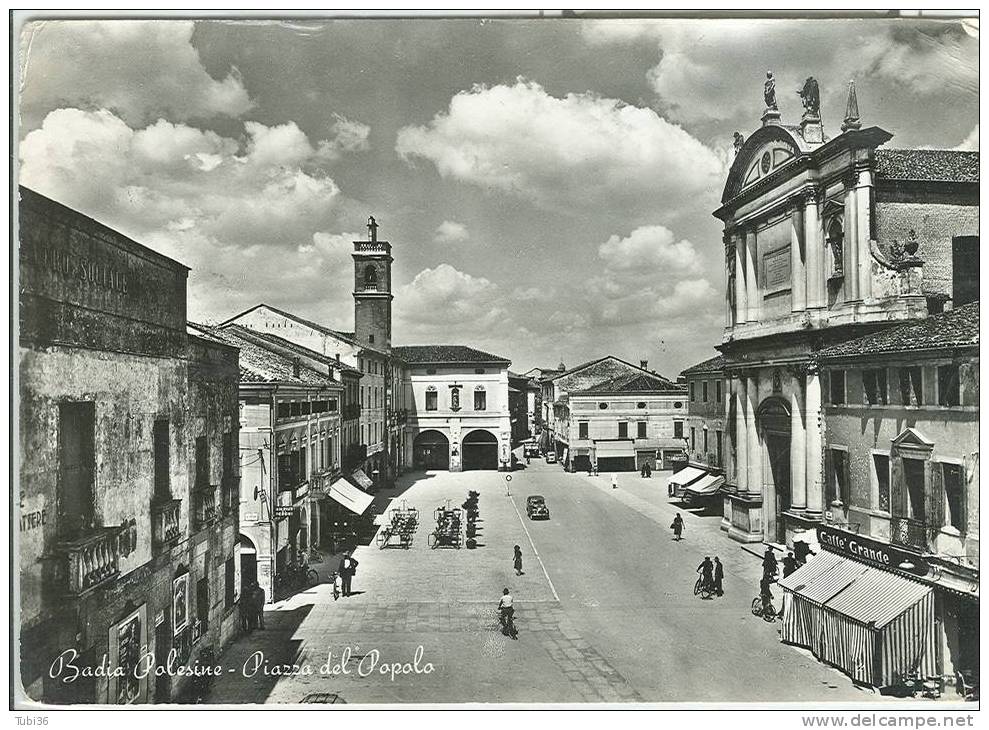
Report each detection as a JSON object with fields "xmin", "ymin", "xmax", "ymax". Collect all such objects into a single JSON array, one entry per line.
[
  {"xmin": 841, "ymin": 80, "xmax": 861, "ymax": 132},
  {"xmin": 367, "ymin": 215, "xmax": 378, "ymax": 242}
]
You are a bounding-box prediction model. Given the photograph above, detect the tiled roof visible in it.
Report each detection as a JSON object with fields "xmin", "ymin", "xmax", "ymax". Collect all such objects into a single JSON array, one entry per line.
[
  {"xmin": 221, "ymin": 303, "xmax": 390, "ymax": 357},
  {"xmin": 875, "ymin": 149, "xmax": 979, "ymax": 184},
  {"xmin": 199, "ymin": 325, "xmax": 338, "ymax": 387},
  {"xmin": 224, "ymin": 324, "xmax": 362, "ymax": 375},
  {"xmin": 575, "ymin": 371, "xmax": 682, "ymax": 395},
  {"xmin": 817, "ymin": 303, "xmax": 979, "ymax": 360},
  {"xmin": 187, "ymin": 322, "xmax": 237, "ymax": 348},
  {"xmin": 680, "ymin": 354, "xmax": 725, "ymax": 376},
  {"xmin": 391, "ymin": 345, "xmax": 510, "ymax": 365}
]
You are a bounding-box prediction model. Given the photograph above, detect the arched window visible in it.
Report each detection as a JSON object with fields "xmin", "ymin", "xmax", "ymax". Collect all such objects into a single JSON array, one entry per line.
[{"xmin": 364, "ymin": 265, "xmax": 378, "ymax": 287}]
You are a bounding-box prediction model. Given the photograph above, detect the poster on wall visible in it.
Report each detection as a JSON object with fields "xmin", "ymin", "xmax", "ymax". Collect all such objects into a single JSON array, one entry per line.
[
  {"xmin": 115, "ymin": 610, "xmax": 142, "ymax": 704},
  {"xmin": 172, "ymin": 573, "xmax": 189, "ymax": 635}
]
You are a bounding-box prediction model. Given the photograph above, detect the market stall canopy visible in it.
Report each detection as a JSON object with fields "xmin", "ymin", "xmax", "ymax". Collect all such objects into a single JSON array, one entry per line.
[
  {"xmin": 667, "ymin": 465, "xmax": 706, "ymax": 487},
  {"xmin": 684, "ymin": 473, "xmax": 725, "ymax": 497},
  {"xmin": 327, "ymin": 479, "xmax": 374, "ymax": 516},
  {"xmin": 347, "ymin": 469, "xmax": 374, "ymax": 491},
  {"xmin": 594, "ymin": 441, "xmax": 635, "ymax": 458}
]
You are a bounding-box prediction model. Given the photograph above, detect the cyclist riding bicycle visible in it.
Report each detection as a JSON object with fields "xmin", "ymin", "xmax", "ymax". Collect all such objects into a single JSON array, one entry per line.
[
  {"xmin": 498, "ymin": 588, "xmax": 516, "ymax": 637},
  {"xmin": 759, "ymin": 574, "xmax": 775, "ymax": 613}
]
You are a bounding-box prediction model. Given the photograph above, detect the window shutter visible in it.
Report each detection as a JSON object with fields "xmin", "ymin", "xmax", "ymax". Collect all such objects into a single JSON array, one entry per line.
[
  {"xmin": 927, "ymin": 462, "xmax": 944, "ymax": 547},
  {"xmin": 824, "ymin": 448, "xmax": 834, "ymax": 507},
  {"xmin": 890, "ymin": 454, "xmax": 905, "ymax": 516},
  {"xmin": 841, "ymin": 452, "xmax": 851, "ymax": 505}
]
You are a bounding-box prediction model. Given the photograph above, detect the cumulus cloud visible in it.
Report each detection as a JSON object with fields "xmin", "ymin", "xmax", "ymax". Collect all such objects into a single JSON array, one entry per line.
[
  {"xmin": 582, "ymin": 19, "xmax": 978, "ymax": 128},
  {"xmin": 586, "ymin": 224, "xmax": 721, "ymax": 327},
  {"xmin": 396, "ymin": 264, "xmax": 507, "ymax": 332},
  {"xmin": 20, "ymin": 20, "xmax": 253, "ymax": 128},
  {"xmin": 396, "ymin": 79, "xmax": 723, "ymax": 220},
  {"xmin": 434, "ymin": 220, "xmax": 470, "ymax": 244},
  {"xmin": 18, "ymin": 107, "xmax": 370, "ymax": 319},
  {"xmin": 598, "ymin": 225, "xmax": 702, "ymax": 275},
  {"xmin": 953, "ymin": 124, "xmax": 979, "ymax": 151}
]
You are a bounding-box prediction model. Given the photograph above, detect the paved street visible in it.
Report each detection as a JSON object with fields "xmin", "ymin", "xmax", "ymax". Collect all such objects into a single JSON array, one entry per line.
[{"xmin": 206, "ymin": 462, "xmax": 900, "ymax": 704}]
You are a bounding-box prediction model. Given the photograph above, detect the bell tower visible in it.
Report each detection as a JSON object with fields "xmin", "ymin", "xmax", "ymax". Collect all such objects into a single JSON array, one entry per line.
[{"xmin": 353, "ymin": 215, "xmax": 393, "ymax": 350}]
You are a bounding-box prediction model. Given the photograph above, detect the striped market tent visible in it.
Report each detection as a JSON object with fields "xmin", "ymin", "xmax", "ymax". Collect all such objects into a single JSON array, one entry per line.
[{"xmin": 779, "ymin": 551, "xmax": 937, "ymax": 688}]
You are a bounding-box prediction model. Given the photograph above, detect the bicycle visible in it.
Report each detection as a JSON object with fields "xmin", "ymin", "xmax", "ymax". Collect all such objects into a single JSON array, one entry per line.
[
  {"xmin": 694, "ymin": 576, "xmax": 714, "ymax": 600},
  {"xmin": 308, "ymin": 547, "xmax": 324, "ymax": 564},
  {"xmin": 498, "ymin": 608, "xmax": 518, "ymax": 640},
  {"xmin": 751, "ymin": 596, "xmax": 778, "ymax": 622}
]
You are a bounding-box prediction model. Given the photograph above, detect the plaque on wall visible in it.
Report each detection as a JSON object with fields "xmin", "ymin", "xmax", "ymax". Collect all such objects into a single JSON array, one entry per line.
[{"xmin": 762, "ymin": 245, "xmax": 791, "ymax": 292}]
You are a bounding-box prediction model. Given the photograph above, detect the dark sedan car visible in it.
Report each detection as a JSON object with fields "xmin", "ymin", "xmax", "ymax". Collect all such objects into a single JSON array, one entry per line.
[{"xmin": 526, "ymin": 495, "xmax": 550, "ymax": 520}]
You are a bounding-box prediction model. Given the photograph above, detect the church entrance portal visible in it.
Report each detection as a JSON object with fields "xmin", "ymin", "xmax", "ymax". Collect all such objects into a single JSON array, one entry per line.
[{"xmin": 758, "ymin": 398, "xmax": 792, "ymax": 544}]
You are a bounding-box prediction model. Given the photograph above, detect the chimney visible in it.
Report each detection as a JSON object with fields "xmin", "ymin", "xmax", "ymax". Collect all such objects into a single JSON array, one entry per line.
[
  {"xmin": 640, "ymin": 360, "xmax": 648, "ymax": 370},
  {"xmin": 335, "ymin": 352, "xmax": 340, "ymax": 362},
  {"xmin": 292, "ymin": 357, "xmax": 301, "ymax": 378}
]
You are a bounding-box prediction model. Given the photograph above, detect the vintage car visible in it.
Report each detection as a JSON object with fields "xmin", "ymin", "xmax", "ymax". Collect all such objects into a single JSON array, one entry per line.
[
  {"xmin": 526, "ymin": 495, "xmax": 550, "ymax": 520},
  {"xmin": 545, "ymin": 452, "xmax": 557, "ymax": 464}
]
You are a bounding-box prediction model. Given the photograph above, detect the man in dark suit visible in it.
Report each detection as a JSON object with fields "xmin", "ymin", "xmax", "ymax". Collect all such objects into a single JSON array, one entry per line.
[{"xmin": 338, "ymin": 551, "xmax": 359, "ymax": 597}]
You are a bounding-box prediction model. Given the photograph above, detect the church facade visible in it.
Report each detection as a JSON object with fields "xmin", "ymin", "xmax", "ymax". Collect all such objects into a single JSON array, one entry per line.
[{"xmin": 717, "ymin": 80, "xmax": 979, "ymax": 546}]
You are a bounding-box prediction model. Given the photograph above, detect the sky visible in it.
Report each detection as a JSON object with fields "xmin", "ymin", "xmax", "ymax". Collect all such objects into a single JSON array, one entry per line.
[{"xmin": 16, "ymin": 14, "xmax": 979, "ymax": 377}]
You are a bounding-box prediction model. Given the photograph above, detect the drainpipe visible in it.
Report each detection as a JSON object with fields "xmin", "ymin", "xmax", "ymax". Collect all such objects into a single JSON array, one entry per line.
[{"xmin": 269, "ymin": 385, "xmax": 279, "ymax": 599}]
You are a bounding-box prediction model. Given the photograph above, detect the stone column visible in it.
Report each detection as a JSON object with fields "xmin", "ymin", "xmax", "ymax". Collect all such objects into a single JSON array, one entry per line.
[
  {"xmin": 789, "ymin": 377, "xmax": 807, "ymax": 511},
  {"xmin": 843, "ymin": 175, "xmax": 860, "ymax": 301},
  {"xmin": 745, "ymin": 229, "xmax": 760, "ymax": 322},
  {"xmin": 804, "ymin": 367, "xmax": 823, "ymax": 515},
  {"xmin": 790, "ymin": 200, "xmax": 806, "ymax": 312},
  {"xmin": 734, "ymin": 233, "xmax": 748, "ymax": 325},
  {"xmin": 745, "ymin": 372, "xmax": 762, "ymax": 498},
  {"xmin": 855, "ymin": 165, "xmax": 874, "ymax": 301},
  {"xmin": 733, "ymin": 375, "xmax": 748, "ymax": 493},
  {"xmin": 804, "ymin": 188, "xmax": 825, "ymax": 309}
]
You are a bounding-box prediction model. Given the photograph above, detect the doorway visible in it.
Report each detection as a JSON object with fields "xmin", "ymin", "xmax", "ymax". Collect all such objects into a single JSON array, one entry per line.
[
  {"xmin": 462, "ymin": 429, "xmax": 499, "ymax": 470},
  {"xmin": 413, "ymin": 430, "xmax": 450, "ymax": 470},
  {"xmin": 757, "ymin": 398, "xmax": 792, "ymax": 544},
  {"xmin": 153, "ymin": 616, "xmax": 172, "ymax": 702}
]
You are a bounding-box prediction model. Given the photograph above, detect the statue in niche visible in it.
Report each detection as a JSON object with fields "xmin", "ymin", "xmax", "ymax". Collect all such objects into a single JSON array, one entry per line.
[
  {"xmin": 798, "ymin": 77, "xmax": 821, "ymax": 116},
  {"xmin": 827, "ymin": 216, "xmax": 844, "ymax": 275},
  {"xmin": 764, "ymin": 71, "xmax": 778, "ymax": 110},
  {"xmin": 450, "ymin": 386, "xmax": 461, "ymax": 411},
  {"xmin": 733, "ymin": 132, "xmax": 745, "ymax": 156}
]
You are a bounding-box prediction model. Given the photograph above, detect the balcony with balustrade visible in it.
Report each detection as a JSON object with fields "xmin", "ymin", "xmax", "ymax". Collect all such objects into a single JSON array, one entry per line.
[
  {"xmin": 151, "ymin": 498, "xmax": 182, "ymax": 551},
  {"xmin": 193, "ymin": 484, "xmax": 219, "ymax": 531},
  {"xmin": 890, "ymin": 515, "xmax": 938, "ymax": 554},
  {"xmin": 57, "ymin": 528, "xmax": 121, "ymax": 595}
]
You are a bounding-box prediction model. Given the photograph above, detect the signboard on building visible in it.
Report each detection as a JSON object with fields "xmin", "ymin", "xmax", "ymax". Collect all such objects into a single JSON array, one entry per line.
[
  {"xmin": 816, "ymin": 525, "xmax": 930, "ymax": 577},
  {"xmin": 763, "ymin": 245, "xmax": 791, "ymax": 291},
  {"xmin": 274, "ymin": 505, "xmax": 295, "ymax": 519}
]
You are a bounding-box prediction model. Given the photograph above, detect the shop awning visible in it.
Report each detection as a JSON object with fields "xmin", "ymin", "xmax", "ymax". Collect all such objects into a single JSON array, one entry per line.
[
  {"xmin": 326, "ymin": 479, "xmax": 374, "ymax": 516},
  {"xmin": 667, "ymin": 465, "xmax": 706, "ymax": 488},
  {"xmin": 779, "ymin": 551, "xmax": 937, "ymax": 687},
  {"xmin": 684, "ymin": 473, "xmax": 725, "ymax": 497},
  {"xmin": 347, "ymin": 469, "xmax": 374, "ymax": 491},
  {"xmin": 594, "ymin": 441, "xmax": 635, "ymax": 458}
]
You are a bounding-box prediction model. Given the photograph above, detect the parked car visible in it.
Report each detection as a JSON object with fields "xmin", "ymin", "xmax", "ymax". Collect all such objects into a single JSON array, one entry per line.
[
  {"xmin": 545, "ymin": 452, "xmax": 557, "ymax": 464},
  {"xmin": 526, "ymin": 495, "xmax": 550, "ymax": 520},
  {"xmin": 524, "ymin": 443, "xmax": 540, "ymax": 458}
]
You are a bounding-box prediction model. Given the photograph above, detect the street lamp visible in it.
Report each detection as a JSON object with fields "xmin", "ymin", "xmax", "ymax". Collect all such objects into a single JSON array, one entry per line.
[{"xmin": 504, "ymin": 474, "xmax": 512, "ymax": 497}]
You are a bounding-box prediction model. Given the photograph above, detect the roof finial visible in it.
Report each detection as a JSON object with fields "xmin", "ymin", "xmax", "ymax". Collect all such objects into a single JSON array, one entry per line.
[
  {"xmin": 367, "ymin": 215, "xmax": 378, "ymax": 242},
  {"xmin": 841, "ymin": 80, "xmax": 861, "ymax": 132}
]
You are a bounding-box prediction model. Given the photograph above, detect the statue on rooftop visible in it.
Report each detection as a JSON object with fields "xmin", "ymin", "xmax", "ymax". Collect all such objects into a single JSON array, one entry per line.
[
  {"xmin": 733, "ymin": 132, "xmax": 745, "ymax": 156},
  {"xmin": 798, "ymin": 76, "xmax": 821, "ymax": 117},
  {"xmin": 764, "ymin": 71, "xmax": 778, "ymax": 110}
]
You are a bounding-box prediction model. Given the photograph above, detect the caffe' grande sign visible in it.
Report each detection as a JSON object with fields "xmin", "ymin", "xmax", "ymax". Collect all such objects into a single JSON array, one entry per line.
[{"xmin": 816, "ymin": 525, "xmax": 931, "ymax": 578}]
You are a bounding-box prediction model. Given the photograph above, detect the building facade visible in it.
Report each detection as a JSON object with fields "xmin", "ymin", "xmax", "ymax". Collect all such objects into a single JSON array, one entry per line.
[
  {"xmin": 814, "ymin": 303, "xmax": 979, "ymax": 684},
  {"xmin": 202, "ymin": 324, "xmax": 353, "ymax": 604},
  {"xmin": 716, "ymin": 81, "xmax": 979, "ymax": 546},
  {"xmin": 681, "ymin": 355, "xmax": 728, "ymax": 473},
  {"xmin": 567, "ymin": 371, "xmax": 688, "ymax": 474},
  {"xmin": 394, "ymin": 346, "xmax": 513, "ymax": 472},
  {"xmin": 541, "ymin": 357, "xmax": 686, "ymax": 471},
  {"xmin": 18, "ymin": 188, "xmax": 240, "ymax": 704}
]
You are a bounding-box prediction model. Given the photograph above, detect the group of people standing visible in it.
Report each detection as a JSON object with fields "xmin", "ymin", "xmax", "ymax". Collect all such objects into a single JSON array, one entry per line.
[{"xmin": 239, "ymin": 582, "xmax": 266, "ymax": 632}]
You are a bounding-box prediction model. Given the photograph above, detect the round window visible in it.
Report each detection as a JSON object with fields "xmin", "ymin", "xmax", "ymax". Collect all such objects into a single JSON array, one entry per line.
[
  {"xmin": 598, "ymin": 403, "xmax": 609, "ymax": 410},
  {"xmin": 636, "ymin": 402, "xmax": 647, "ymax": 409},
  {"xmin": 674, "ymin": 401, "xmax": 683, "ymax": 409},
  {"xmin": 761, "ymin": 151, "xmax": 772, "ymax": 173}
]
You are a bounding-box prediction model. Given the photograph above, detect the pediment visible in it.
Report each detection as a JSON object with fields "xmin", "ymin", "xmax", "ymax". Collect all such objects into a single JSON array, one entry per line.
[
  {"xmin": 891, "ymin": 427, "xmax": 935, "ymax": 449},
  {"xmin": 722, "ymin": 125, "xmax": 805, "ymax": 204}
]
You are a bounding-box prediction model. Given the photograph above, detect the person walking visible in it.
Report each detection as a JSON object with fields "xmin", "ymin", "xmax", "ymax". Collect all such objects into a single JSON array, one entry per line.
[
  {"xmin": 611, "ymin": 473, "xmax": 618, "ymax": 490},
  {"xmin": 782, "ymin": 551, "xmax": 798, "ymax": 578},
  {"xmin": 670, "ymin": 513, "xmax": 684, "ymax": 541},
  {"xmin": 252, "ymin": 583, "xmax": 266, "ymax": 630},
  {"xmin": 762, "ymin": 546, "xmax": 779, "ymax": 580},
  {"xmin": 338, "ymin": 551, "xmax": 359, "ymax": 597},
  {"xmin": 331, "ymin": 571, "xmax": 342, "ymax": 600},
  {"xmin": 240, "ymin": 584, "xmax": 254, "ymax": 632},
  {"xmin": 794, "ymin": 540, "xmax": 815, "ymax": 566},
  {"xmin": 497, "ymin": 588, "xmax": 517, "ymax": 639},
  {"xmin": 513, "ymin": 545, "xmax": 524, "ymax": 576},
  {"xmin": 713, "ymin": 556, "xmax": 725, "ymax": 597}
]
